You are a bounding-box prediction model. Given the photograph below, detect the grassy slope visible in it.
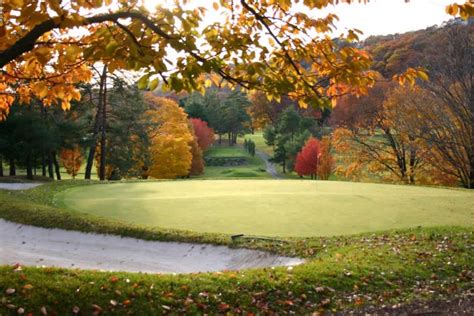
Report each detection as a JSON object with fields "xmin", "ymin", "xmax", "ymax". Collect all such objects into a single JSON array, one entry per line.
[
  {"xmin": 0, "ymin": 182, "xmax": 473, "ymax": 314},
  {"xmin": 200, "ymin": 144, "xmax": 270, "ymax": 179},
  {"xmin": 56, "ymin": 180, "xmax": 474, "ymax": 237},
  {"xmin": 240, "ymin": 132, "xmax": 303, "ymax": 179}
]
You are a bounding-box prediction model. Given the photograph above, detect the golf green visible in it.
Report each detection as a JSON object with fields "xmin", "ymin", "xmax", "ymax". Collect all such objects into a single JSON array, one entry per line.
[{"xmin": 56, "ymin": 180, "xmax": 474, "ymax": 237}]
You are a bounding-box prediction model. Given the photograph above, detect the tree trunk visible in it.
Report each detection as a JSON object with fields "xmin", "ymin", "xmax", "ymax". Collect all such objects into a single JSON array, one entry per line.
[
  {"xmin": 218, "ymin": 134, "xmax": 222, "ymax": 144},
  {"xmin": 52, "ymin": 151, "xmax": 61, "ymax": 180},
  {"xmin": 99, "ymin": 67, "xmax": 108, "ymax": 181},
  {"xmin": 26, "ymin": 151, "xmax": 33, "ymax": 180},
  {"xmin": 47, "ymin": 152, "xmax": 54, "ymax": 179},
  {"xmin": 42, "ymin": 152, "xmax": 47, "ymax": 176},
  {"xmin": 85, "ymin": 66, "xmax": 107, "ymax": 180},
  {"xmin": 9, "ymin": 157, "xmax": 15, "ymax": 176},
  {"xmin": 469, "ymin": 141, "xmax": 474, "ymax": 189},
  {"xmin": 0, "ymin": 156, "xmax": 3, "ymax": 177}
]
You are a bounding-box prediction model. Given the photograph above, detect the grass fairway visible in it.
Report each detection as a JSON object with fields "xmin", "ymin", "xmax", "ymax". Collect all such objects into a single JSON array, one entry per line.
[{"xmin": 56, "ymin": 180, "xmax": 474, "ymax": 237}]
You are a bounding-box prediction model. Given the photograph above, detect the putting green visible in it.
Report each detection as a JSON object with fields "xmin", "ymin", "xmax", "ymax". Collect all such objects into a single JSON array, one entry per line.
[{"xmin": 56, "ymin": 180, "xmax": 474, "ymax": 237}]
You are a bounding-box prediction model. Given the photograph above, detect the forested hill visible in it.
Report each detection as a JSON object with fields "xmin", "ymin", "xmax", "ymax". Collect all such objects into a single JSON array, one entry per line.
[{"xmin": 361, "ymin": 19, "xmax": 473, "ymax": 78}]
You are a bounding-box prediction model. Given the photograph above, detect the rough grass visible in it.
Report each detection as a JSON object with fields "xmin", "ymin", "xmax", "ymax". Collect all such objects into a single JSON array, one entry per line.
[
  {"xmin": 201, "ymin": 144, "xmax": 271, "ymax": 179},
  {"xmin": 0, "ymin": 181, "xmax": 473, "ymax": 314},
  {"xmin": 56, "ymin": 180, "xmax": 474, "ymax": 237}
]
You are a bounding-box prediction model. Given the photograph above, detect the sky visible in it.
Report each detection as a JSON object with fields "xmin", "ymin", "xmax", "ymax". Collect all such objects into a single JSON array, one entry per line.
[{"xmin": 143, "ymin": 0, "xmax": 463, "ymax": 39}]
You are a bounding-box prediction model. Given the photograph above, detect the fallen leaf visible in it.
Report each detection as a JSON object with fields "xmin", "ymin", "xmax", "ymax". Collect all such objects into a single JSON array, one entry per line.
[
  {"xmin": 92, "ymin": 304, "xmax": 102, "ymax": 310},
  {"xmin": 320, "ymin": 298, "xmax": 331, "ymax": 307},
  {"xmin": 5, "ymin": 288, "xmax": 15, "ymax": 295},
  {"xmin": 218, "ymin": 303, "xmax": 230, "ymax": 312}
]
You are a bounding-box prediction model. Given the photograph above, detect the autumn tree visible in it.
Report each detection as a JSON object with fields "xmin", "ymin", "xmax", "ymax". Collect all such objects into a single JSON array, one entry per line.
[
  {"xmin": 318, "ymin": 136, "xmax": 335, "ymax": 180},
  {"xmin": 265, "ymin": 108, "xmax": 319, "ymax": 173},
  {"xmin": 60, "ymin": 146, "xmax": 83, "ymax": 179},
  {"xmin": 295, "ymin": 137, "xmax": 321, "ymax": 179},
  {"xmin": 247, "ymin": 91, "xmax": 290, "ymax": 130},
  {"xmin": 190, "ymin": 118, "xmax": 214, "ymax": 151},
  {"xmin": 422, "ymin": 24, "xmax": 473, "ymax": 188},
  {"xmin": 144, "ymin": 94, "xmax": 192, "ymax": 179},
  {"xmin": 332, "ymin": 85, "xmax": 421, "ymax": 184},
  {"xmin": 188, "ymin": 127, "xmax": 205, "ymax": 176},
  {"xmin": 1, "ymin": 0, "xmax": 394, "ymax": 122}
]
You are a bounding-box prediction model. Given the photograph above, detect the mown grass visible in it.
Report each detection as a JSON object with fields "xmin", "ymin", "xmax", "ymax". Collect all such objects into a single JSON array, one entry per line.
[
  {"xmin": 240, "ymin": 132, "xmax": 274, "ymax": 155},
  {"xmin": 0, "ymin": 181, "xmax": 473, "ymax": 314},
  {"xmin": 55, "ymin": 180, "xmax": 474, "ymax": 237},
  {"xmin": 204, "ymin": 145, "xmax": 249, "ymax": 158}
]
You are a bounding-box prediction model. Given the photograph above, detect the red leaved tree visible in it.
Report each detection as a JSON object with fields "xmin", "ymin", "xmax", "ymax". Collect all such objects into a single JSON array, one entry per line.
[
  {"xmin": 295, "ymin": 137, "xmax": 321, "ymax": 179},
  {"xmin": 190, "ymin": 118, "xmax": 214, "ymax": 151}
]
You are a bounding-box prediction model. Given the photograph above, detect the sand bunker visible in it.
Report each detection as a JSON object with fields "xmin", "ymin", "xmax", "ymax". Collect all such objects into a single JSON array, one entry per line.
[
  {"xmin": 0, "ymin": 183, "xmax": 43, "ymax": 190},
  {"xmin": 0, "ymin": 219, "xmax": 303, "ymax": 273}
]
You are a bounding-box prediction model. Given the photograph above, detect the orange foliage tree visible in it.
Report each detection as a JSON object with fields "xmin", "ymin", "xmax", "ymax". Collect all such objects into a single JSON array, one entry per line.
[
  {"xmin": 318, "ymin": 136, "xmax": 335, "ymax": 180},
  {"xmin": 59, "ymin": 146, "xmax": 83, "ymax": 179},
  {"xmin": 189, "ymin": 136, "xmax": 205, "ymax": 177},
  {"xmin": 1, "ymin": 0, "xmax": 403, "ymax": 120},
  {"xmin": 144, "ymin": 94, "xmax": 192, "ymax": 179}
]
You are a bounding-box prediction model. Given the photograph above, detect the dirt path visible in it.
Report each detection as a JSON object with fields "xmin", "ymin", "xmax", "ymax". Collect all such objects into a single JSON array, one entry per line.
[
  {"xmin": 0, "ymin": 219, "xmax": 303, "ymax": 273},
  {"xmin": 256, "ymin": 150, "xmax": 282, "ymax": 179}
]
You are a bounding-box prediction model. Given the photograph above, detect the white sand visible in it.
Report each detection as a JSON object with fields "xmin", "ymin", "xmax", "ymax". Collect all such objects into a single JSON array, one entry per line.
[
  {"xmin": 0, "ymin": 183, "xmax": 43, "ymax": 190},
  {"xmin": 0, "ymin": 219, "xmax": 303, "ymax": 273}
]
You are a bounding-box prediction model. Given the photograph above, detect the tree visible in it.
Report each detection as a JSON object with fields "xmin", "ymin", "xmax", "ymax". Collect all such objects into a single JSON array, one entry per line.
[
  {"xmin": 265, "ymin": 107, "xmax": 319, "ymax": 173},
  {"xmin": 190, "ymin": 118, "xmax": 214, "ymax": 151},
  {"xmin": 103, "ymin": 79, "xmax": 151, "ymax": 179},
  {"xmin": 188, "ymin": 130, "xmax": 205, "ymax": 177},
  {"xmin": 422, "ymin": 24, "xmax": 473, "ymax": 188},
  {"xmin": 60, "ymin": 147, "xmax": 83, "ymax": 179},
  {"xmin": 244, "ymin": 139, "xmax": 256, "ymax": 157},
  {"xmin": 331, "ymin": 80, "xmax": 423, "ymax": 184},
  {"xmin": 221, "ymin": 91, "xmax": 251, "ymax": 145},
  {"xmin": 1, "ymin": 0, "xmax": 392, "ymax": 121},
  {"xmin": 0, "ymin": 101, "xmax": 66, "ymax": 180},
  {"xmin": 144, "ymin": 94, "xmax": 192, "ymax": 179},
  {"xmin": 318, "ymin": 136, "xmax": 335, "ymax": 180},
  {"xmin": 247, "ymin": 91, "xmax": 290, "ymax": 130},
  {"xmin": 295, "ymin": 137, "xmax": 321, "ymax": 179},
  {"xmin": 84, "ymin": 66, "xmax": 108, "ymax": 180}
]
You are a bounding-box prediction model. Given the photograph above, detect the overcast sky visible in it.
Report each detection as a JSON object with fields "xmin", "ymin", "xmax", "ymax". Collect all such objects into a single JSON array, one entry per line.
[{"xmin": 143, "ymin": 0, "xmax": 462, "ymax": 39}]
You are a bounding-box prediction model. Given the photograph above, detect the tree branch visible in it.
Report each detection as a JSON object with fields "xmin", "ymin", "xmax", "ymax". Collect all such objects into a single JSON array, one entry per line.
[{"xmin": 0, "ymin": 11, "xmax": 176, "ymax": 68}]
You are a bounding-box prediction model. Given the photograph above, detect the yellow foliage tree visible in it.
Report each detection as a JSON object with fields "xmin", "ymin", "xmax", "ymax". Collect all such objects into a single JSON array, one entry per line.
[
  {"xmin": 59, "ymin": 147, "xmax": 83, "ymax": 180},
  {"xmin": 144, "ymin": 94, "xmax": 192, "ymax": 179}
]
